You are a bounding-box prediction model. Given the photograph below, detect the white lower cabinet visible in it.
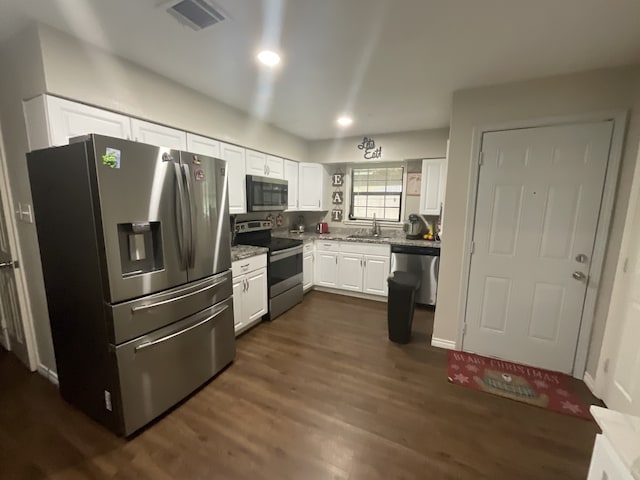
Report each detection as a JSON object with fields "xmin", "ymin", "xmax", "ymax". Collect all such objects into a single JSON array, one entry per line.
[
  {"xmin": 362, "ymin": 255, "xmax": 391, "ymax": 296},
  {"xmin": 302, "ymin": 242, "xmax": 314, "ymax": 292},
  {"xmin": 337, "ymin": 252, "xmax": 390, "ymax": 296},
  {"xmin": 312, "ymin": 241, "xmax": 390, "ymax": 297},
  {"xmin": 315, "ymin": 251, "xmax": 339, "ymax": 288},
  {"xmin": 338, "ymin": 253, "xmax": 364, "ymax": 292},
  {"xmin": 232, "ymin": 254, "xmax": 268, "ymax": 335}
]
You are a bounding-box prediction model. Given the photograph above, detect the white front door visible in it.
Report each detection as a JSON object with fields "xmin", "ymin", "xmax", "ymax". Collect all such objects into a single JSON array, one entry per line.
[
  {"xmin": 602, "ymin": 145, "xmax": 640, "ymax": 415},
  {"xmin": 0, "ymin": 188, "xmax": 30, "ymax": 366},
  {"xmin": 463, "ymin": 121, "xmax": 613, "ymax": 373}
]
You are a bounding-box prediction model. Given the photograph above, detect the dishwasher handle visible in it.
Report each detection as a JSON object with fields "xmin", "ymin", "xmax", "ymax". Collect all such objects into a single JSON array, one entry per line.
[{"xmin": 390, "ymin": 244, "xmax": 440, "ymax": 256}]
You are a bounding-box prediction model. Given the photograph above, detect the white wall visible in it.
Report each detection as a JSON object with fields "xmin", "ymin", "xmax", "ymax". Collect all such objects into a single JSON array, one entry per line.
[
  {"xmin": 435, "ymin": 65, "xmax": 640, "ymax": 378},
  {"xmin": 37, "ymin": 24, "xmax": 308, "ymax": 161},
  {"xmin": 308, "ymin": 128, "xmax": 449, "ymax": 164},
  {"xmin": 0, "ymin": 25, "xmax": 54, "ymax": 370},
  {"xmin": 0, "ymin": 23, "xmax": 310, "ymax": 374},
  {"xmin": 309, "ymin": 129, "xmax": 449, "ymax": 229}
]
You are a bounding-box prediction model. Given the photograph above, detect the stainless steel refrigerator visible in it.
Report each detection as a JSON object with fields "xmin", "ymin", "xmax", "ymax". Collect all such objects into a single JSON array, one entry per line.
[{"xmin": 28, "ymin": 134, "xmax": 235, "ymax": 436}]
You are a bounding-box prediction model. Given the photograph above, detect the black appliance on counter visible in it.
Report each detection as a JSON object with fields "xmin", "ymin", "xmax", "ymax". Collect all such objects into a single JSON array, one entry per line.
[{"xmin": 235, "ymin": 221, "xmax": 303, "ymax": 319}]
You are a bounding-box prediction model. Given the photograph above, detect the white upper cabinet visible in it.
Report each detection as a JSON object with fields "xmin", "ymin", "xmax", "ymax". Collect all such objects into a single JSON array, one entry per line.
[
  {"xmin": 131, "ymin": 118, "xmax": 187, "ymax": 150},
  {"xmin": 24, "ymin": 95, "xmax": 132, "ymax": 150},
  {"xmin": 298, "ymin": 162, "xmax": 326, "ymax": 211},
  {"xmin": 284, "ymin": 159, "xmax": 299, "ymax": 211},
  {"xmin": 420, "ymin": 158, "xmax": 447, "ymax": 215},
  {"xmin": 245, "ymin": 150, "xmax": 268, "ymax": 176},
  {"xmin": 265, "ymin": 155, "xmax": 284, "ymax": 179},
  {"xmin": 186, "ymin": 133, "xmax": 220, "ymax": 158},
  {"xmin": 220, "ymin": 142, "xmax": 246, "ymax": 215},
  {"xmin": 246, "ymin": 150, "xmax": 284, "ymax": 179}
]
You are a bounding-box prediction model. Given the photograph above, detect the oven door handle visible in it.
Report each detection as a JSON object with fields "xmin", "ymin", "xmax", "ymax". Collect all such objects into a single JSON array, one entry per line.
[{"xmin": 270, "ymin": 246, "xmax": 303, "ymax": 262}]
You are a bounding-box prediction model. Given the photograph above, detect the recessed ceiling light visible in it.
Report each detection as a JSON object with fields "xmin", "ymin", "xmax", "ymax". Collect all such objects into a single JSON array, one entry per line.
[
  {"xmin": 336, "ymin": 116, "xmax": 353, "ymax": 127},
  {"xmin": 257, "ymin": 50, "xmax": 281, "ymax": 67}
]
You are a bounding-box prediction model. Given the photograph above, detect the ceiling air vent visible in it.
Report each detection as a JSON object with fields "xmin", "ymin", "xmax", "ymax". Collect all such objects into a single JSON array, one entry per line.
[{"xmin": 167, "ymin": 0, "xmax": 227, "ymax": 30}]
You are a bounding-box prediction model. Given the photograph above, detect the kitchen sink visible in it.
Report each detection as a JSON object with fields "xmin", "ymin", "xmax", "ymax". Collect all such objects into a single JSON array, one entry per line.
[{"xmin": 347, "ymin": 234, "xmax": 391, "ymax": 241}]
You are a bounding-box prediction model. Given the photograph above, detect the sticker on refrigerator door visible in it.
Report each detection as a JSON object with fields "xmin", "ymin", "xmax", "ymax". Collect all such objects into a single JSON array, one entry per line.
[
  {"xmin": 194, "ymin": 168, "xmax": 205, "ymax": 181},
  {"xmin": 102, "ymin": 148, "xmax": 121, "ymax": 169}
]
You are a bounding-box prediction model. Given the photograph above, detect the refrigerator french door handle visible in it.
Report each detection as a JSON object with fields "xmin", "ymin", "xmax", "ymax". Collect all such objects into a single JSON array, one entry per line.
[
  {"xmin": 182, "ymin": 164, "xmax": 196, "ymax": 268},
  {"xmin": 174, "ymin": 163, "xmax": 190, "ymax": 269},
  {"xmin": 134, "ymin": 303, "xmax": 229, "ymax": 352}
]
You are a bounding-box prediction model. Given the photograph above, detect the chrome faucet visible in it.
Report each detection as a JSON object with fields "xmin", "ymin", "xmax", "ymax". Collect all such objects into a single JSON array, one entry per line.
[{"xmin": 371, "ymin": 213, "xmax": 381, "ymax": 236}]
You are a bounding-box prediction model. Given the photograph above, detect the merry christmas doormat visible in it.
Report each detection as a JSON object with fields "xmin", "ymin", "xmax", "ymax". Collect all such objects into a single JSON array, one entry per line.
[{"xmin": 447, "ymin": 351, "xmax": 591, "ymax": 420}]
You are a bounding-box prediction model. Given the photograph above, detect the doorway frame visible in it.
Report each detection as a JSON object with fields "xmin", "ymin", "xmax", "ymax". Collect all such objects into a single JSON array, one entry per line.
[
  {"xmin": 0, "ymin": 132, "xmax": 39, "ymax": 371},
  {"xmin": 455, "ymin": 110, "xmax": 627, "ymax": 379}
]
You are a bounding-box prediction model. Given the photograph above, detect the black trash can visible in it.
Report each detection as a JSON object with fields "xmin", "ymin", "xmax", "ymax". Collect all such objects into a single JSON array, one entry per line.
[{"xmin": 387, "ymin": 271, "xmax": 421, "ymax": 344}]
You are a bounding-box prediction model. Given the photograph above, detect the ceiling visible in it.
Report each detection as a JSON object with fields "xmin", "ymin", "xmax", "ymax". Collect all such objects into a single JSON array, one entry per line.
[{"xmin": 1, "ymin": 0, "xmax": 640, "ymax": 140}]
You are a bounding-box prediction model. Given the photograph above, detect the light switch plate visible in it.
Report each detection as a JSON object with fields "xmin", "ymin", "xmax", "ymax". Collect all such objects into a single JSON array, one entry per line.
[{"xmin": 17, "ymin": 203, "xmax": 34, "ymax": 223}]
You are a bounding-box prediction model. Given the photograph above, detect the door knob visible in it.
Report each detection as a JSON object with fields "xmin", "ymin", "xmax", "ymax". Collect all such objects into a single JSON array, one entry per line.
[
  {"xmin": 0, "ymin": 260, "xmax": 17, "ymax": 268},
  {"xmin": 572, "ymin": 271, "xmax": 587, "ymax": 281},
  {"xmin": 575, "ymin": 254, "xmax": 588, "ymax": 263}
]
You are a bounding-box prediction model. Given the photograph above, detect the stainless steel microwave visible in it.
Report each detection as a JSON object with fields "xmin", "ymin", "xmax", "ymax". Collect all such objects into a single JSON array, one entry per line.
[{"xmin": 246, "ymin": 175, "xmax": 288, "ymax": 212}]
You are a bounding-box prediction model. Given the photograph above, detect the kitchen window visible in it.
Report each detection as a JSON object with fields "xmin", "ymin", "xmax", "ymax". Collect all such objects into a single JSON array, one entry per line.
[{"xmin": 349, "ymin": 166, "xmax": 404, "ymax": 222}]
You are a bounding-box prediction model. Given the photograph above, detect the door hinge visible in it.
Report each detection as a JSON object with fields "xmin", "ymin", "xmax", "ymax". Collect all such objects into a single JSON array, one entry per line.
[
  {"xmin": 462, "ymin": 323, "xmax": 467, "ymax": 337},
  {"xmin": 478, "ymin": 151, "xmax": 484, "ymax": 166},
  {"xmin": 623, "ymin": 257, "xmax": 629, "ymax": 273},
  {"xmin": 104, "ymin": 390, "xmax": 112, "ymax": 411},
  {"xmin": 470, "ymin": 241, "xmax": 475, "ymax": 255}
]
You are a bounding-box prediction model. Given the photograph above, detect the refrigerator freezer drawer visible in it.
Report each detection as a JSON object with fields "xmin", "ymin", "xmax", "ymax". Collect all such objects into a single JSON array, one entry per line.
[
  {"xmin": 109, "ymin": 270, "xmax": 232, "ymax": 344},
  {"xmin": 114, "ymin": 296, "xmax": 235, "ymax": 436}
]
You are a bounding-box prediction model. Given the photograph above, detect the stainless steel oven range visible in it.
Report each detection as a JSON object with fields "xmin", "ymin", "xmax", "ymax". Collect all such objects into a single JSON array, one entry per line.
[{"xmin": 235, "ymin": 221, "xmax": 303, "ymax": 319}]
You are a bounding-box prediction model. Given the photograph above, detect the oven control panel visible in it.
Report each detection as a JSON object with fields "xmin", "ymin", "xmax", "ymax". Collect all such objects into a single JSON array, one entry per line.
[{"xmin": 235, "ymin": 220, "xmax": 273, "ymax": 233}]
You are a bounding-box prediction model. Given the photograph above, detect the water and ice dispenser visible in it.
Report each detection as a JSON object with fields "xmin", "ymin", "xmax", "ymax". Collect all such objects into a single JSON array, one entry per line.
[{"xmin": 117, "ymin": 222, "xmax": 164, "ymax": 277}]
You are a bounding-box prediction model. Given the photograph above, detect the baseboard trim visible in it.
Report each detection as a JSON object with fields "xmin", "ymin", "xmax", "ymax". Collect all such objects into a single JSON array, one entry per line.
[
  {"xmin": 583, "ymin": 371, "xmax": 600, "ymax": 399},
  {"xmin": 431, "ymin": 337, "xmax": 456, "ymax": 350},
  {"xmin": 37, "ymin": 363, "xmax": 59, "ymax": 386},
  {"xmin": 312, "ymin": 286, "xmax": 387, "ymax": 303}
]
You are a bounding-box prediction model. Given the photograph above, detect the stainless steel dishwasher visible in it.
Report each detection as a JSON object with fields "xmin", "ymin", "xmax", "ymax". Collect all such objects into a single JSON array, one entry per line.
[{"xmin": 390, "ymin": 244, "xmax": 440, "ymax": 306}]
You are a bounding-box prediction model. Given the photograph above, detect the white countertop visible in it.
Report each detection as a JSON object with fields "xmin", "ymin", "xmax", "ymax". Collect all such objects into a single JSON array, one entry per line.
[{"xmin": 591, "ymin": 405, "xmax": 640, "ymax": 479}]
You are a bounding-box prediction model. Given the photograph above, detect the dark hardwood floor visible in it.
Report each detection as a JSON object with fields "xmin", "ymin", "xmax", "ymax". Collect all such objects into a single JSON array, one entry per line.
[{"xmin": 1, "ymin": 291, "xmax": 599, "ymax": 479}]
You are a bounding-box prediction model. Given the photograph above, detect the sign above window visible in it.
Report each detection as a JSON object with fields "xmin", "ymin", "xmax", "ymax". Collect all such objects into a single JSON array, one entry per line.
[{"xmin": 357, "ymin": 136, "xmax": 382, "ymax": 160}]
